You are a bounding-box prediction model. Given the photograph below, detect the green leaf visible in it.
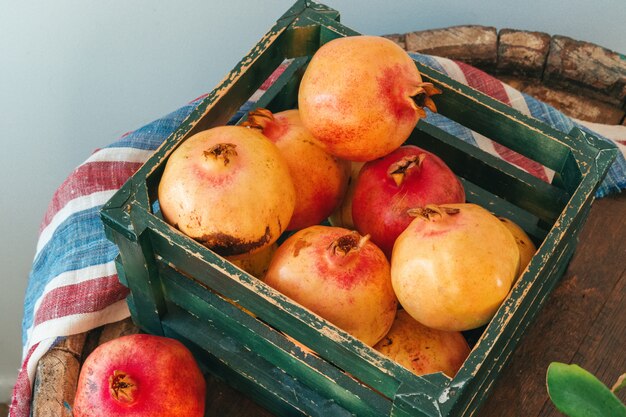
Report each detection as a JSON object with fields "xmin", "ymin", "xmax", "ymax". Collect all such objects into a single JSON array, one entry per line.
[{"xmin": 546, "ymin": 362, "xmax": 626, "ymax": 417}]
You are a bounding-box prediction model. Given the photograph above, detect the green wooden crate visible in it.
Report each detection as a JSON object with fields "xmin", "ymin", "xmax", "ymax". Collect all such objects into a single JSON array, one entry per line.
[{"xmin": 100, "ymin": 1, "xmax": 618, "ymax": 416}]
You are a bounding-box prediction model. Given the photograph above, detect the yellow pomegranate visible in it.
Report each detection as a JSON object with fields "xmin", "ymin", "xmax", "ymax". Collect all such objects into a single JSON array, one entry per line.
[
  {"xmin": 374, "ymin": 310, "xmax": 470, "ymax": 378},
  {"xmin": 498, "ymin": 217, "xmax": 537, "ymax": 277},
  {"xmin": 298, "ymin": 35, "xmax": 440, "ymax": 162},
  {"xmin": 391, "ymin": 204, "xmax": 519, "ymax": 331},
  {"xmin": 226, "ymin": 242, "xmax": 277, "ymax": 280},
  {"xmin": 158, "ymin": 126, "xmax": 295, "ymax": 256}
]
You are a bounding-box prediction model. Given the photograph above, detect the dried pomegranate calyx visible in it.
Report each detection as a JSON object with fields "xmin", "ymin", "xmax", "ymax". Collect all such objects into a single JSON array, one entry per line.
[
  {"xmin": 407, "ymin": 204, "xmax": 460, "ymax": 220},
  {"xmin": 387, "ymin": 153, "xmax": 427, "ymax": 187},
  {"xmin": 410, "ymin": 82, "xmax": 442, "ymax": 118},
  {"xmin": 241, "ymin": 107, "xmax": 275, "ymax": 130},
  {"xmin": 109, "ymin": 370, "xmax": 138, "ymax": 404},
  {"xmin": 204, "ymin": 143, "xmax": 238, "ymax": 166},
  {"xmin": 329, "ymin": 232, "xmax": 369, "ymax": 255}
]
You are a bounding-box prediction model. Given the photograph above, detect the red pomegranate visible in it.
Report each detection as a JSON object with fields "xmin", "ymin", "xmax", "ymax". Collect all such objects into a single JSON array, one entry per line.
[
  {"xmin": 73, "ymin": 334, "xmax": 205, "ymax": 417},
  {"xmin": 352, "ymin": 145, "xmax": 465, "ymax": 257}
]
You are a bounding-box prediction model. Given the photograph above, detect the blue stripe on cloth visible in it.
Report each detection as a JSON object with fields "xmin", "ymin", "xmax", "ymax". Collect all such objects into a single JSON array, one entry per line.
[
  {"xmin": 22, "ymin": 207, "xmax": 118, "ymax": 344},
  {"xmin": 418, "ymin": 112, "xmax": 480, "ymax": 148},
  {"xmin": 410, "ymin": 53, "xmax": 448, "ymax": 74},
  {"xmin": 106, "ymin": 101, "xmax": 200, "ymax": 151}
]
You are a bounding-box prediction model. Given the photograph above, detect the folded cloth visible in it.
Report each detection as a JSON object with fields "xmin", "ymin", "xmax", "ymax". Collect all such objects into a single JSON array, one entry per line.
[{"xmin": 10, "ymin": 53, "xmax": 626, "ymax": 416}]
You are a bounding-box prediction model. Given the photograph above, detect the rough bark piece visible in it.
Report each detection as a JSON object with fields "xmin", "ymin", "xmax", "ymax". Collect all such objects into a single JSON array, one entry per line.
[
  {"xmin": 98, "ymin": 317, "xmax": 140, "ymax": 345},
  {"xmin": 405, "ymin": 25, "xmax": 497, "ymax": 70},
  {"xmin": 32, "ymin": 333, "xmax": 87, "ymax": 417},
  {"xmin": 499, "ymin": 75, "xmax": 625, "ymax": 124},
  {"xmin": 497, "ymin": 29, "xmax": 551, "ymax": 77},
  {"xmin": 544, "ymin": 35, "xmax": 626, "ymax": 105},
  {"xmin": 382, "ymin": 33, "xmax": 406, "ymax": 50}
]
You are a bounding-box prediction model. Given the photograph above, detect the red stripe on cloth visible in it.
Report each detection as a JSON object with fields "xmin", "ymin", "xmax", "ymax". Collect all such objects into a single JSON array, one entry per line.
[
  {"xmin": 189, "ymin": 93, "xmax": 209, "ymax": 103},
  {"xmin": 455, "ymin": 61, "xmax": 549, "ymax": 182},
  {"xmin": 33, "ymin": 275, "xmax": 129, "ymax": 326},
  {"xmin": 10, "ymin": 343, "xmax": 37, "ymax": 417},
  {"xmin": 39, "ymin": 161, "xmax": 142, "ymax": 232},
  {"xmin": 260, "ymin": 63, "xmax": 289, "ymax": 90}
]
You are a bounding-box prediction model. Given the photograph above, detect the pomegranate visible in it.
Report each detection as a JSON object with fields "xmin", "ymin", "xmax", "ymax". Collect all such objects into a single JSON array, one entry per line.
[
  {"xmin": 352, "ymin": 145, "xmax": 465, "ymax": 257},
  {"xmin": 264, "ymin": 225, "xmax": 397, "ymax": 346},
  {"xmin": 391, "ymin": 204, "xmax": 519, "ymax": 331},
  {"xmin": 226, "ymin": 242, "xmax": 277, "ymax": 279},
  {"xmin": 242, "ymin": 108, "xmax": 350, "ymax": 230},
  {"xmin": 73, "ymin": 334, "xmax": 205, "ymax": 417},
  {"xmin": 298, "ymin": 35, "xmax": 441, "ymax": 161},
  {"xmin": 499, "ymin": 217, "xmax": 537, "ymax": 277},
  {"xmin": 158, "ymin": 125, "xmax": 295, "ymax": 256},
  {"xmin": 328, "ymin": 161, "xmax": 364, "ymax": 229},
  {"xmin": 374, "ymin": 310, "xmax": 470, "ymax": 378}
]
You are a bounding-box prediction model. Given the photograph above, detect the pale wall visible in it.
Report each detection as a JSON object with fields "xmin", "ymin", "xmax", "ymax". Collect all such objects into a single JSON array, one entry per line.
[{"xmin": 1, "ymin": 0, "xmax": 624, "ymax": 402}]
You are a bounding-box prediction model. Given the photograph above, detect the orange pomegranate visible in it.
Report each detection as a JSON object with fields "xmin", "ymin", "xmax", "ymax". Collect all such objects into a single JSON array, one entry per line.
[
  {"xmin": 298, "ymin": 35, "xmax": 441, "ymax": 161},
  {"xmin": 264, "ymin": 225, "xmax": 397, "ymax": 346},
  {"xmin": 328, "ymin": 161, "xmax": 364, "ymax": 229},
  {"xmin": 374, "ymin": 310, "xmax": 470, "ymax": 378},
  {"xmin": 242, "ymin": 108, "xmax": 350, "ymax": 230},
  {"xmin": 499, "ymin": 217, "xmax": 537, "ymax": 277}
]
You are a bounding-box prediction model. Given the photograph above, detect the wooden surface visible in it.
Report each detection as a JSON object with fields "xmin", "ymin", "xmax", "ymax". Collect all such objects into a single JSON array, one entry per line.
[{"xmin": 29, "ymin": 26, "xmax": 625, "ymax": 416}]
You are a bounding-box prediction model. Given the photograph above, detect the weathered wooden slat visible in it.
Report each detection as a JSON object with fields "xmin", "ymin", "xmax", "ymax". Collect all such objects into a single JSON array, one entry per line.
[
  {"xmin": 411, "ymin": 121, "xmax": 571, "ymax": 225},
  {"xmin": 382, "ymin": 33, "xmax": 406, "ymax": 50},
  {"xmin": 416, "ymin": 63, "xmax": 586, "ymax": 171},
  {"xmin": 399, "ymin": 26, "xmax": 626, "ymax": 125},
  {"xmin": 112, "ymin": 231, "xmax": 165, "ymax": 336},
  {"xmin": 158, "ymin": 262, "xmax": 392, "ymax": 417}
]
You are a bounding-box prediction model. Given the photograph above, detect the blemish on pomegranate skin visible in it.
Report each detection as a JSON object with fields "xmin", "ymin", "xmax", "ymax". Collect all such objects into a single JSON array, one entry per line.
[
  {"xmin": 423, "ymin": 229, "xmax": 449, "ymax": 238},
  {"xmin": 377, "ymin": 64, "xmax": 415, "ymax": 122},
  {"xmin": 292, "ymin": 239, "xmax": 311, "ymax": 257}
]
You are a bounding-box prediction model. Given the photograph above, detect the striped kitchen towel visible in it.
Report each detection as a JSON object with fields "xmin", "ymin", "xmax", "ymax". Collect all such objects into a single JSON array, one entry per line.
[{"xmin": 10, "ymin": 53, "xmax": 626, "ymax": 416}]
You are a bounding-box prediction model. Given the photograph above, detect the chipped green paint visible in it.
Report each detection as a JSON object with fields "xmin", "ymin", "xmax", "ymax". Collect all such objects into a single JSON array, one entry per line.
[{"xmin": 100, "ymin": 1, "xmax": 619, "ymax": 416}]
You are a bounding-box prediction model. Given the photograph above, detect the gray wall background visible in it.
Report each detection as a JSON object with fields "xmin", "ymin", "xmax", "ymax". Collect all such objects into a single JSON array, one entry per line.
[{"xmin": 1, "ymin": 0, "xmax": 624, "ymax": 401}]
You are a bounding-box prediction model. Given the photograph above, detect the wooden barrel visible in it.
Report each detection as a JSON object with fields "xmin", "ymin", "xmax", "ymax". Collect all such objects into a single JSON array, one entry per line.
[
  {"xmin": 384, "ymin": 25, "xmax": 626, "ymax": 125},
  {"xmin": 30, "ymin": 26, "xmax": 625, "ymax": 417}
]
